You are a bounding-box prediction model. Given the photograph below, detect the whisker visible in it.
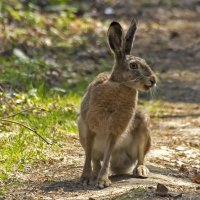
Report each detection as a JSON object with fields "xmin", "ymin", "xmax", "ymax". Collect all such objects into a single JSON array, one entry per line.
[
  {"xmin": 122, "ymin": 75, "xmax": 143, "ymax": 85},
  {"xmin": 132, "ymin": 76, "xmax": 143, "ymax": 82},
  {"xmin": 155, "ymin": 84, "xmax": 161, "ymax": 90},
  {"xmin": 152, "ymin": 88, "xmax": 156, "ymax": 99},
  {"xmin": 153, "ymin": 86, "xmax": 160, "ymax": 99},
  {"xmin": 139, "ymin": 72, "xmax": 145, "ymax": 78},
  {"xmin": 154, "ymin": 85, "xmax": 160, "ymax": 96},
  {"xmin": 150, "ymin": 89, "xmax": 153, "ymax": 99}
]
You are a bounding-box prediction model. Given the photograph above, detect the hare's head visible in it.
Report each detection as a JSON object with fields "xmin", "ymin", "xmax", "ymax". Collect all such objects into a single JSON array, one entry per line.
[{"xmin": 108, "ymin": 20, "xmax": 157, "ymax": 91}]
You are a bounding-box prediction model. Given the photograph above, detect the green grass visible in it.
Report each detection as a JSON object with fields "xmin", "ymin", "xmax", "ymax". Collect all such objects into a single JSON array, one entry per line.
[
  {"xmin": 139, "ymin": 99, "xmax": 165, "ymax": 117},
  {"xmin": 0, "ymin": 50, "xmax": 94, "ymax": 182},
  {"xmin": 0, "ymin": 87, "xmax": 81, "ymax": 179}
]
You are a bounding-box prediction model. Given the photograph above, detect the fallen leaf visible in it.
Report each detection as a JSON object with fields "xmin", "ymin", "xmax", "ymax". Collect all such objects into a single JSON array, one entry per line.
[
  {"xmin": 13, "ymin": 48, "xmax": 30, "ymax": 61},
  {"xmin": 179, "ymin": 164, "xmax": 189, "ymax": 173},
  {"xmin": 176, "ymin": 160, "xmax": 184, "ymax": 167},
  {"xmin": 175, "ymin": 146, "xmax": 186, "ymax": 151}
]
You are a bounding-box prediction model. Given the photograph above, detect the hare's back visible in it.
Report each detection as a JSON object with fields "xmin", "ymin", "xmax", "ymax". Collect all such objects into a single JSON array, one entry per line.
[
  {"xmin": 90, "ymin": 72, "xmax": 110, "ymax": 87},
  {"xmin": 80, "ymin": 72, "xmax": 110, "ymax": 119}
]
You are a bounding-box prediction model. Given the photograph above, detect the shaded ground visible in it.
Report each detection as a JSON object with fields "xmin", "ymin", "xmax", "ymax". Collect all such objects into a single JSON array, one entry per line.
[{"xmin": 1, "ymin": 0, "xmax": 200, "ymax": 199}]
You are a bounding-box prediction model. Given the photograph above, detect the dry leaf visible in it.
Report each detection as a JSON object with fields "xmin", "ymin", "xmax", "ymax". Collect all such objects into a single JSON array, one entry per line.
[
  {"xmin": 175, "ymin": 146, "xmax": 186, "ymax": 151},
  {"xmin": 179, "ymin": 164, "xmax": 189, "ymax": 173},
  {"xmin": 192, "ymin": 175, "xmax": 200, "ymax": 184}
]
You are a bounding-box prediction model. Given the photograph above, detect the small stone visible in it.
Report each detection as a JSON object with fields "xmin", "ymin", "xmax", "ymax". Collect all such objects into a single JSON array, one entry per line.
[{"xmin": 156, "ymin": 183, "xmax": 169, "ymax": 196}]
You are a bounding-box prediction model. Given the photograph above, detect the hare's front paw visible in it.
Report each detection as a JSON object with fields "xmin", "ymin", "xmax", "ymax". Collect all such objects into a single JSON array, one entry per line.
[
  {"xmin": 80, "ymin": 173, "xmax": 91, "ymax": 186},
  {"xmin": 133, "ymin": 165, "xmax": 149, "ymax": 178},
  {"xmin": 96, "ymin": 176, "xmax": 111, "ymax": 189}
]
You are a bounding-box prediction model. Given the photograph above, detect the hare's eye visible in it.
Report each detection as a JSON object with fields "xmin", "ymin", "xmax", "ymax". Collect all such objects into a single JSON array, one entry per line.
[{"xmin": 129, "ymin": 62, "xmax": 138, "ymax": 70}]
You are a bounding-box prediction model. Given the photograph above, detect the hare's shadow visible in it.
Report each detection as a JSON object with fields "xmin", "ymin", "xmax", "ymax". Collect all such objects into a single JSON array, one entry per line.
[
  {"xmin": 40, "ymin": 165, "xmax": 175, "ymax": 193},
  {"xmin": 40, "ymin": 174, "xmax": 132, "ymax": 193}
]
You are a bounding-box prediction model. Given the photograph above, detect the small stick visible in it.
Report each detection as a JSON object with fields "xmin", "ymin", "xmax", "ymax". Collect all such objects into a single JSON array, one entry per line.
[
  {"xmin": 1, "ymin": 119, "xmax": 52, "ymax": 145},
  {"xmin": 2, "ymin": 107, "xmax": 48, "ymax": 119}
]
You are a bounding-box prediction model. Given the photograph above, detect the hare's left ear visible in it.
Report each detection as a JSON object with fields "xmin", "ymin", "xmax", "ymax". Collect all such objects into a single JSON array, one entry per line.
[
  {"xmin": 107, "ymin": 21, "xmax": 125, "ymax": 63},
  {"xmin": 125, "ymin": 19, "xmax": 137, "ymax": 55}
]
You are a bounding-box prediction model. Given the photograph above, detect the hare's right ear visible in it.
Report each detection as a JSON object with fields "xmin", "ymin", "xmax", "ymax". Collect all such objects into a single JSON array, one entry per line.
[
  {"xmin": 107, "ymin": 21, "xmax": 125, "ymax": 62},
  {"xmin": 125, "ymin": 19, "xmax": 137, "ymax": 55}
]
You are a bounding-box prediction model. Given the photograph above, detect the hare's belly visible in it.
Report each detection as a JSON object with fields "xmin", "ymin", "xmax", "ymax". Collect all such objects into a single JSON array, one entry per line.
[
  {"xmin": 92, "ymin": 131, "xmax": 138, "ymax": 162},
  {"xmin": 92, "ymin": 129, "xmax": 130, "ymax": 160}
]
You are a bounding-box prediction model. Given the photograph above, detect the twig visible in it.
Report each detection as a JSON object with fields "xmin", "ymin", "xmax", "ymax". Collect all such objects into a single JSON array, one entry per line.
[
  {"xmin": 1, "ymin": 119, "xmax": 52, "ymax": 145},
  {"xmin": 2, "ymin": 107, "xmax": 48, "ymax": 119}
]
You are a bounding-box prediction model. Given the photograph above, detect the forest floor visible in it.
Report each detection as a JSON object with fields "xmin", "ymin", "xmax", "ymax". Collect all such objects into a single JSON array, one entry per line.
[{"xmin": 0, "ymin": 0, "xmax": 200, "ymax": 199}]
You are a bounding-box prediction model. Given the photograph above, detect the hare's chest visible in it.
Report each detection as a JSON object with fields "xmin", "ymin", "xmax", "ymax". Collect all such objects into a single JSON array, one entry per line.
[
  {"xmin": 87, "ymin": 84, "xmax": 136, "ymax": 133},
  {"xmin": 91, "ymin": 86, "xmax": 134, "ymax": 113}
]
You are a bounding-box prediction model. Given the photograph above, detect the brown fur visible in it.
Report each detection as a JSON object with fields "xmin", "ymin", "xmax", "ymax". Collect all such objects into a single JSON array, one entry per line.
[{"xmin": 78, "ymin": 20, "xmax": 157, "ymax": 188}]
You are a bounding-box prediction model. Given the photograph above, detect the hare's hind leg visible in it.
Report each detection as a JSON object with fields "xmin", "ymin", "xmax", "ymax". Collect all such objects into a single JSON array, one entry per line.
[
  {"xmin": 132, "ymin": 112, "xmax": 151, "ymax": 178},
  {"xmin": 80, "ymin": 130, "xmax": 95, "ymax": 185},
  {"xmin": 132, "ymin": 134, "xmax": 150, "ymax": 178}
]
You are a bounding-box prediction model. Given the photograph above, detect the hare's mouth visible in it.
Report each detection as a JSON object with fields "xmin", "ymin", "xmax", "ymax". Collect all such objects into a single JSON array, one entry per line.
[
  {"xmin": 144, "ymin": 85, "xmax": 151, "ymax": 90},
  {"xmin": 144, "ymin": 83, "xmax": 156, "ymax": 90}
]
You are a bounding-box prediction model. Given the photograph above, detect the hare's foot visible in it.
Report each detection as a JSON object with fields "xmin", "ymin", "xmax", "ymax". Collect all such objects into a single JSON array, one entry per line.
[
  {"xmin": 80, "ymin": 172, "xmax": 92, "ymax": 186},
  {"xmin": 133, "ymin": 165, "xmax": 149, "ymax": 178},
  {"xmin": 96, "ymin": 175, "xmax": 111, "ymax": 189}
]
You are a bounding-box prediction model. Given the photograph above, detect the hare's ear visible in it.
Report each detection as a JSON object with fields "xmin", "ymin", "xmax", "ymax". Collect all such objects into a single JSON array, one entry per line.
[
  {"xmin": 107, "ymin": 21, "xmax": 125, "ymax": 62},
  {"xmin": 125, "ymin": 19, "xmax": 137, "ymax": 55}
]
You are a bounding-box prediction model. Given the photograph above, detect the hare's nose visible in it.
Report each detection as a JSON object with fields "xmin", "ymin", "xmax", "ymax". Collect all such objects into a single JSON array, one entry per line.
[{"xmin": 150, "ymin": 76, "xmax": 156, "ymax": 86}]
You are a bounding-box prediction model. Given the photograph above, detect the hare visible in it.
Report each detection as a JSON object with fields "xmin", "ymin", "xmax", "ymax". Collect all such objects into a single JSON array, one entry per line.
[{"xmin": 78, "ymin": 19, "xmax": 157, "ymax": 189}]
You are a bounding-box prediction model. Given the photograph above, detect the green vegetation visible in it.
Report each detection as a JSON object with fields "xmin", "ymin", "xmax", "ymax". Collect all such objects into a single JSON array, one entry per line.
[
  {"xmin": 0, "ymin": 91, "xmax": 80, "ymax": 179},
  {"xmin": 0, "ymin": 0, "xmax": 90, "ymax": 183}
]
